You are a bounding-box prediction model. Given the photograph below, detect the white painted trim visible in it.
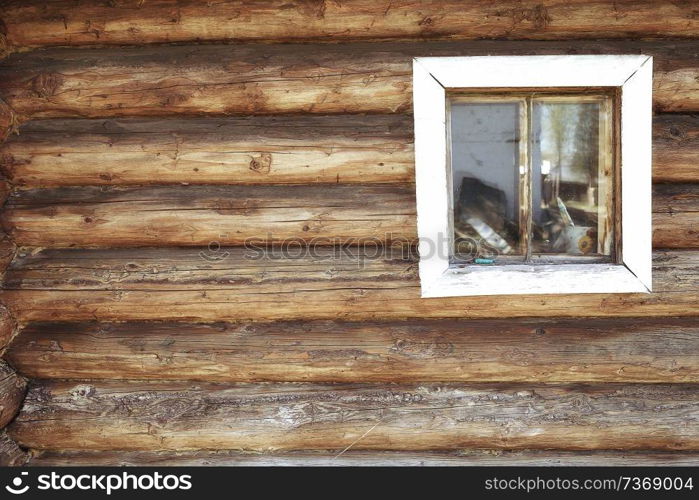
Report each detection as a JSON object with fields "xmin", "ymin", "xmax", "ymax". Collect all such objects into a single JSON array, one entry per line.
[
  {"xmin": 413, "ymin": 55, "xmax": 653, "ymax": 298},
  {"xmin": 412, "ymin": 59, "xmax": 450, "ymax": 289},
  {"xmin": 423, "ymin": 265, "xmax": 648, "ymax": 298},
  {"xmin": 419, "ymin": 55, "xmax": 649, "ymax": 89},
  {"xmin": 620, "ymin": 57, "xmax": 654, "ymax": 292}
]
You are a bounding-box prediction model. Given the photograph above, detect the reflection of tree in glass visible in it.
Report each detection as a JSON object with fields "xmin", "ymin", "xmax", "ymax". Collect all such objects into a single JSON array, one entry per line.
[
  {"xmin": 539, "ymin": 103, "xmax": 599, "ymax": 209},
  {"xmin": 536, "ymin": 102, "xmax": 600, "ymax": 253}
]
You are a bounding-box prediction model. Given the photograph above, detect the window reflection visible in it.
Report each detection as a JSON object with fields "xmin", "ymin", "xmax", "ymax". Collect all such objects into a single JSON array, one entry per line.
[
  {"xmin": 532, "ymin": 101, "xmax": 612, "ymax": 256},
  {"xmin": 450, "ymin": 102, "xmax": 523, "ymax": 259},
  {"xmin": 449, "ymin": 94, "xmax": 614, "ymax": 263}
]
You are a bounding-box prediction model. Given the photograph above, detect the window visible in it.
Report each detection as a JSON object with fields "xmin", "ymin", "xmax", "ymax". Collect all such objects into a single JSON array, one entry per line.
[
  {"xmin": 413, "ymin": 56, "xmax": 652, "ymax": 297},
  {"xmin": 450, "ymin": 92, "xmax": 615, "ymax": 263}
]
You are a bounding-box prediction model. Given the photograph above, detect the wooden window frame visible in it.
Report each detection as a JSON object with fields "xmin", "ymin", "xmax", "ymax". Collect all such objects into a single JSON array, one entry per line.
[{"xmin": 413, "ymin": 55, "xmax": 652, "ymax": 298}]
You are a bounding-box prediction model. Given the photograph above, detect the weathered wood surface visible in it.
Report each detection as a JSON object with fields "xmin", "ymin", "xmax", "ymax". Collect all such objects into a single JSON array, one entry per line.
[
  {"xmin": 0, "ymin": 235, "xmax": 16, "ymax": 275},
  {"xmin": 1, "ymin": 183, "xmax": 696, "ymax": 248},
  {"xmin": 654, "ymin": 115, "xmax": 699, "ymax": 183},
  {"xmin": 1, "ymin": 114, "xmax": 696, "ymax": 187},
  {"xmin": 10, "ymin": 381, "xmax": 699, "ymax": 451},
  {"xmin": 27, "ymin": 449, "xmax": 699, "ymax": 467},
  {"xmin": 0, "ymin": 304, "xmax": 16, "ymax": 352},
  {"xmin": 0, "ymin": 360, "xmax": 25, "ymax": 430},
  {"xmin": 3, "ymin": 0, "xmax": 698, "ymax": 55},
  {"xmin": 7, "ymin": 317, "xmax": 699, "ymax": 383},
  {"xmin": 0, "ymin": 180, "xmax": 9, "ymax": 207},
  {"xmin": 0, "ymin": 184, "xmax": 415, "ymax": 247},
  {"xmin": 1, "ymin": 248, "xmax": 698, "ymax": 321},
  {"xmin": 652, "ymin": 184, "xmax": 699, "ymax": 249},
  {"xmin": 0, "ymin": 431, "xmax": 28, "ymax": 467},
  {"xmin": 0, "ymin": 99, "xmax": 17, "ymax": 141},
  {"xmin": 0, "ymin": 116, "xmax": 413, "ymax": 186},
  {"xmin": 0, "ymin": 41, "xmax": 697, "ymax": 119}
]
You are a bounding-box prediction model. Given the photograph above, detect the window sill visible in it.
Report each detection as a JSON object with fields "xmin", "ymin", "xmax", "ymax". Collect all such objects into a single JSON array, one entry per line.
[{"xmin": 421, "ymin": 263, "xmax": 650, "ymax": 298}]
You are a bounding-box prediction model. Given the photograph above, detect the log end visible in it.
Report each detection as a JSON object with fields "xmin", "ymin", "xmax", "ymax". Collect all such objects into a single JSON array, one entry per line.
[
  {"xmin": 0, "ymin": 235, "xmax": 16, "ymax": 276},
  {"xmin": 0, "ymin": 360, "xmax": 26, "ymax": 429},
  {"xmin": 0, "ymin": 100, "xmax": 18, "ymax": 142},
  {"xmin": 0, "ymin": 304, "xmax": 16, "ymax": 352},
  {"xmin": 0, "ymin": 430, "xmax": 28, "ymax": 466},
  {"xmin": 0, "ymin": 22, "xmax": 9, "ymax": 61}
]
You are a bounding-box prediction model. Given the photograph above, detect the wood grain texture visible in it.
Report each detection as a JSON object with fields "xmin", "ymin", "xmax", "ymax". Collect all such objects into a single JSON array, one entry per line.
[
  {"xmin": 1, "ymin": 248, "xmax": 698, "ymax": 322},
  {"xmin": 0, "ymin": 41, "xmax": 697, "ymax": 119},
  {"xmin": 0, "ymin": 360, "xmax": 25, "ymax": 429},
  {"xmin": 0, "ymin": 235, "xmax": 16, "ymax": 275},
  {"xmin": 0, "ymin": 99, "xmax": 17, "ymax": 142},
  {"xmin": 1, "ymin": 183, "xmax": 695, "ymax": 248},
  {"xmin": 3, "ymin": 0, "xmax": 699, "ymax": 54},
  {"xmin": 0, "ymin": 431, "xmax": 28, "ymax": 467},
  {"xmin": 0, "ymin": 184, "xmax": 416, "ymax": 247},
  {"xmin": 654, "ymin": 115, "xmax": 699, "ymax": 183},
  {"xmin": 653, "ymin": 184, "xmax": 699, "ymax": 249},
  {"xmin": 0, "ymin": 304, "xmax": 16, "ymax": 352},
  {"xmin": 27, "ymin": 449, "xmax": 699, "ymax": 467},
  {"xmin": 0, "ymin": 116, "xmax": 414, "ymax": 186},
  {"xmin": 1, "ymin": 114, "xmax": 695, "ymax": 187},
  {"xmin": 10, "ymin": 380, "xmax": 699, "ymax": 451},
  {"xmin": 7, "ymin": 317, "xmax": 699, "ymax": 383}
]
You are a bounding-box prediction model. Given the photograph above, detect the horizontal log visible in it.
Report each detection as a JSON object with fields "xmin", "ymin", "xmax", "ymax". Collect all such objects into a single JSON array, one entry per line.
[
  {"xmin": 0, "ymin": 431, "xmax": 28, "ymax": 467},
  {"xmin": 9, "ymin": 380, "xmax": 699, "ymax": 451},
  {"xmin": 1, "ymin": 183, "xmax": 696, "ymax": 248},
  {"xmin": 1, "ymin": 248, "xmax": 698, "ymax": 321},
  {"xmin": 1, "ymin": 114, "xmax": 696, "ymax": 187},
  {"xmin": 3, "ymin": 0, "xmax": 698, "ymax": 54},
  {"xmin": 27, "ymin": 449, "xmax": 699, "ymax": 467},
  {"xmin": 0, "ymin": 41, "xmax": 697, "ymax": 119},
  {"xmin": 0, "ymin": 116, "xmax": 414, "ymax": 186},
  {"xmin": 7, "ymin": 317, "xmax": 699, "ymax": 384},
  {"xmin": 0, "ymin": 360, "xmax": 25, "ymax": 429},
  {"xmin": 0, "ymin": 184, "xmax": 416, "ymax": 247}
]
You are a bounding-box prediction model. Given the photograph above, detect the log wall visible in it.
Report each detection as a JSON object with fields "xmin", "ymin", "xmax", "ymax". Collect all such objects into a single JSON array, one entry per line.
[{"xmin": 0, "ymin": 0, "xmax": 698, "ymax": 465}]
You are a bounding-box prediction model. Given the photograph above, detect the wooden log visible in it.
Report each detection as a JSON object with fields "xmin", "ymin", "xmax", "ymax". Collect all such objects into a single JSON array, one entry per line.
[
  {"xmin": 0, "ymin": 360, "xmax": 25, "ymax": 429},
  {"xmin": 9, "ymin": 380, "xmax": 699, "ymax": 451},
  {"xmin": 654, "ymin": 115, "xmax": 699, "ymax": 183},
  {"xmin": 0, "ymin": 431, "xmax": 28, "ymax": 467},
  {"xmin": 1, "ymin": 114, "xmax": 696, "ymax": 187},
  {"xmin": 3, "ymin": 0, "xmax": 699, "ymax": 54},
  {"xmin": 1, "ymin": 183, "xmax": 696, "ymax": 248},
  {"xmin": 0, "ymin": 116, "xmax": 414, "ymax": 186},
  {"xmin": 7, "ymin": 317, "xmax": 699, "ymax": 383},
  {"xmin": 27, "ymin": 449, "xmax": 699, "ymax": 467},
  {"xmin": 1, "ymin": 247, "xmax": 698, "ymax": 322},
  {"xmin": 0, "ymin": 41, "xmax": 697, "ymax": 119},
  {"xmin": 0, "ymin": 184, "xmax": 416, "ymax": 247}
]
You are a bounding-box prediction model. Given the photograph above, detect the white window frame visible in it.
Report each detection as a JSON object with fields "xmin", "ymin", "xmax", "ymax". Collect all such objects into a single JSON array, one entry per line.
[{"xmin": 413, "ymin": 55, "xmax": 652, "ymax": 298}]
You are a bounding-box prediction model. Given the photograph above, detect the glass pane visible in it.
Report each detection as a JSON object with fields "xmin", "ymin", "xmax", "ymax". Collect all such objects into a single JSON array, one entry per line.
[
  {"xmin": 531, "ymin": 99, "xmax": 613, "ymax": 256},
  {"xmin": 450, "ymin": 101, "xmax": 523, "ymax": 261}
]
